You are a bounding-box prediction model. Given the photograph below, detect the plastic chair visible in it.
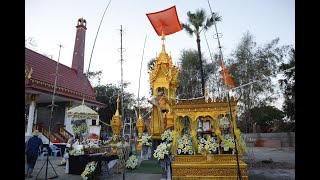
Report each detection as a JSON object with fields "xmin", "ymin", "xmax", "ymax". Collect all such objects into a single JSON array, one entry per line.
[
  {"xmin": 50, "ymin": 144, "xmax": 62, "ymax": 157},
  {"xmin": 39, "ymin": 147, "xmax": 48, "ymax": 160}
]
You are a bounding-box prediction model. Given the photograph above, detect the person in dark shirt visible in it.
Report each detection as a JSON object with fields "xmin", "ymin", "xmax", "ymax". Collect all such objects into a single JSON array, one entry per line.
[{"xmin": 25, "ymin": 130, "xmax": 43, "ymax": 178}]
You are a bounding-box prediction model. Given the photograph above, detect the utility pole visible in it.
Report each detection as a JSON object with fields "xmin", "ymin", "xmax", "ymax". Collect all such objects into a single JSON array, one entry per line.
[
  {"xmin": 119, "ymin": 25, "xmax": 126, "ymax": 180},
  {"xmin": 207, "ymin": 1, "xmax": 242, "ymax": 179}
]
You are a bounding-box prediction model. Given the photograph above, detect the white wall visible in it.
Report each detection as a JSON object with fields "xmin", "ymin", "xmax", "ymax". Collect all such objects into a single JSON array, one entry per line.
[{"xmin": 64, "ymin": 106, "xmax": 74, "ymax": 136}]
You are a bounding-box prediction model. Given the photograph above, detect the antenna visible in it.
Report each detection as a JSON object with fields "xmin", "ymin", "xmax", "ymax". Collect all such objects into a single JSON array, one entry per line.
[
  {"xmin": 118, "ymin": 25, "xmax": 126, "ymax": 180},
  {"xmin": 82, "ymin": 0, "xmax": 112, "ymax": 104},
  {"xmin": 137, "ymin": 35, "xmax": 147, "ymax": 114},
  {"xmin": 36, "ymin": 44, "xmax": 63, "ymax": 179}
]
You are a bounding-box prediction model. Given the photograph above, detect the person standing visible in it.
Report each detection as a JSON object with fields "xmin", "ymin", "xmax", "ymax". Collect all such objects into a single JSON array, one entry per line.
[
  {"xmin": 25, "ymin": 130, "xmax": 43, "ymax": 178},
  {"xmin": 64, "ymin": 134, "xmax": 79, "ymax": 173}
]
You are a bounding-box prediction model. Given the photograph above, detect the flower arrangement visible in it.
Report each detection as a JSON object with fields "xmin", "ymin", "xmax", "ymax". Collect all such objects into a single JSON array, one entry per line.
[
  {"xmin": 72, "ymin": 122, "xmax": 87, "ymax": 135},
  {"xmin": 81, "ymin": 161, "xmax": 97, "ymax": 180},
  {"xmin": 111, "ymin": 134, "xmax": 120, "ymax": 142},
  {"xmin": 126, "ymin": 155, "xmax": 139, "ymax": 169},
  {"xmin": 141, "ymin": 133, "xmax": 152, "ymax": 146},
  {"xmin": 82, "ymin": 139, "xmax": 100, "ymax": 148},
  {"xmin": 69, "ymin": 149, "xmax": 84, "ymax": 156},
  {"xmin": 101, "ymin": 139, "xmax": 111, "ymax": 146},
  {"xmin": 177, "ymin": 135, "xmax": 193, "ymax": 155},
  {"xmin": 153, "ymin": 142, "xmax": 169, "ymax": 160},
  {"xmin": 60, "ymin": 158, "xmax": 66, "ymax": 165},
  {"xmin": 161, "ymin": 129, "xmax": 173, "ymax": 143},
  {"xmin": 220, "ymin": 135, "xmax": 235, "ymax": 152},
  {"xmin": 198, "ymin": 136, "xmax": 219, "ymax": 154}
]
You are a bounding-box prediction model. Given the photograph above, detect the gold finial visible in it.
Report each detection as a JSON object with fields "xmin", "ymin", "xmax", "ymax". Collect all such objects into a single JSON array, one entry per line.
[
  {"xmin": 205, "ymin": 88, "xmax": 209, "ymax": 102},
  {"xmin": 117, "ymin": 93, "xmax": 120, "ymax": 109},
  {"xmin": 161, "ymin": 31, "xmax": 166, "ymax": 53},
  {"xmin": 115, "ymin": 93, "xmax": 120, "ymax": 116},
  {"xmin": 138, "ymin": 112, "xmax": 143, "ymax": 120}
]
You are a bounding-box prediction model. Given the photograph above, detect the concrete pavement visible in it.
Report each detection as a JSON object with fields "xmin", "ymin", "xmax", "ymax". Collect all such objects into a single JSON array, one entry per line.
[{"xmin": 25, "ymin": 147, "xmax": 295, "ymax": 180}]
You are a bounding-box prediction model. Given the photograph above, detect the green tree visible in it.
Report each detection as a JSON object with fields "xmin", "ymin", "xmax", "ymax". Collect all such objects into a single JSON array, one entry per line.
[
  {"xmin": 176, "ymin": 49, "xmax": 213, "ymax": 98},
  {"xmin": 85, "ymin": 70, "xmax": 103, "ymax": 87},
  {"xmin": 278, "ymin": 48, "xmax": 295, "ymax": 127},
  {"xmin": 25, "ymin": 37, "xmax": 53, "ymax": 58},
  {"xmin": 228, "ymin": 31, "xmax": 290, "ymax": 133},
  {"xmin": 181, "ymin": 9, "xmax": 221, "ymax": 96},
  {"xmin": 250, "ymin": 105, "xmax": 284, "ymax": 131},
  {"xmin": 147, "ymin": 58, "xmax": 156, "ymax": 96},
  {"xmin": 207, "ymin": 53, "xmax": 224, "ymax": 98},
  {"xmin": 94, "ymin": 82, "xmax": 136, "ymax": 125}
]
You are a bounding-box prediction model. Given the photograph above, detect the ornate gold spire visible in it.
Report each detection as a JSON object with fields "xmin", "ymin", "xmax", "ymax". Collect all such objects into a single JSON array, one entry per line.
[
  {"xmin": 111, "ymin": 93, "xmax": 122, "ymax": 135},
  {"xmin": 149, "ymin": 31, "xmax": 180, "ymax": 97},
  {"xmin": 161, "ymin": 31, "xmax": 166, "ymax": 53}
]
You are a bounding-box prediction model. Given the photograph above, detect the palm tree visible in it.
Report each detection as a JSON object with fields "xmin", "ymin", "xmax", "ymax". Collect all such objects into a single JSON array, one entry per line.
[{"xmin": 181, "ymin": 9, "xmax": 221, "ymax": 96}]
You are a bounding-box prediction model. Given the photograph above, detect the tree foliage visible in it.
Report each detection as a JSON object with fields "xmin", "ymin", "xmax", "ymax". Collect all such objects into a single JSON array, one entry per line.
[
  {"xmin": 176, "ymin": 49, "xmax": 213, "ymax": 99},
  {"xmin": 25, "ymin": 37, "xmax": 38, "ymax": 51},
  {"xmin": 279, "ymin": 48, "xmax": 295, "ymax": 123},
  {"xmin": 227, "ymin": 31, "xmax": 290, "ymax": 133},
  {"xmin": 250, "ymin": 105, "xmax": 284, "ymax": 130},
  {"xmin": 181, "ymin": 9, "xmax": 221, "ymax": 96},
  {"xmin": 85, "ymin": 70, "xmax": 103, "ymax": 87}
]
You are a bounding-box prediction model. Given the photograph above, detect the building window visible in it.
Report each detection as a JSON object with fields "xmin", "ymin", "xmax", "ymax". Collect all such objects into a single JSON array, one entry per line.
[{"xmin": 92, "ymin": 119, "xmax": 96, "ymax": 125}]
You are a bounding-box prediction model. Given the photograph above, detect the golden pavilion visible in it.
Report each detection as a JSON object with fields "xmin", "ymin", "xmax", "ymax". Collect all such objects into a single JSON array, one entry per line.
[{"xmin": 148, "ymin": 34, "xmax": 248, "ymax": 179}]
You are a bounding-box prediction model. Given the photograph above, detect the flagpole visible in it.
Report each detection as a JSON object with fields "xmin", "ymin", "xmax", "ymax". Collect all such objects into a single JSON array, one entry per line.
[{"xmin": 207, "ymin": 1, "xmax": 242, "ymax": 179}]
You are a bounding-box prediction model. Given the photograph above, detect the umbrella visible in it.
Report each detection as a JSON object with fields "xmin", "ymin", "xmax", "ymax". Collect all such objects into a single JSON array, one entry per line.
[{"xmin": 67, "ymin": 103, "xmax": 99, "ymax": 120}]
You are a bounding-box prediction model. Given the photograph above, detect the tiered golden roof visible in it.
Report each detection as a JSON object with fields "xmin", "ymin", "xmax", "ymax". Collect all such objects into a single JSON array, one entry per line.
[{"xmin": 149, "ymin": 33, "xmax": 179, "ymax": 103}]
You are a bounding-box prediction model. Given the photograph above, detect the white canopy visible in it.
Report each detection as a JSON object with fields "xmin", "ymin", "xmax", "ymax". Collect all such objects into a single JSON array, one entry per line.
[{"xmin": 67, "ymin": 104, "xmax": 99, "ymax": 119}]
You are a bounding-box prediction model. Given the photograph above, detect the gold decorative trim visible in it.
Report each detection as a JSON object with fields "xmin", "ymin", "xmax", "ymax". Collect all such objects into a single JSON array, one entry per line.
[
  {"xmin": 26, "ymin": 94, "xmax": 40, "ymax": 103},
  {"xmin": 29, "ymin": 78, "xmax": 95, "ymax": 100},
  {"xmin": 172, "ymin": 165, "xmax": 248, "ymax": 177}
]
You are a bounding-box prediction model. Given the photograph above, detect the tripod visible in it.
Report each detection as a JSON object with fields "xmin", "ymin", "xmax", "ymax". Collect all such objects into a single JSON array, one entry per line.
[
  {"xmin": 35, "ymin": 45, "xmax": 63, "ymax": 179},
  {"xmin": 35, "ymin": 104, "xmax": 59, "ymax": 179}
]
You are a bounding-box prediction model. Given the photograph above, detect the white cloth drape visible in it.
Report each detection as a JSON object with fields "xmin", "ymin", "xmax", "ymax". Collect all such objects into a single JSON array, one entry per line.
[{"xmin": 64, "ymin": 153, "xmax": 69, "ymax": 174}]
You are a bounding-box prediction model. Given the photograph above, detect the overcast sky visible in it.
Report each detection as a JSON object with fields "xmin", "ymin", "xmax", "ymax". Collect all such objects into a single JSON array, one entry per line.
[{"xmin": 25, "ymin": 0, "xmax": 295, "ymax": 106}]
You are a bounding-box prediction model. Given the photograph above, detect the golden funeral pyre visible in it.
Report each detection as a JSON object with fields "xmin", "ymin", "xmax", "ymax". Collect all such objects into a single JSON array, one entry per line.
[{"xmin": 148, "ymin": 34, "xmax": 248, "ymax": 179}]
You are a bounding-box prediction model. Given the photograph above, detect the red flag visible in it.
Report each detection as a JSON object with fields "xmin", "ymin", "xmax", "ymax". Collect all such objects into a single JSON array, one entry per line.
[
  {"xmin": 219, "ymin": 65, "xmax": 235, "ymax": 90},
  {"xmin": 146, "ymin": 6, "xmax": 182, "ymax": 36}
]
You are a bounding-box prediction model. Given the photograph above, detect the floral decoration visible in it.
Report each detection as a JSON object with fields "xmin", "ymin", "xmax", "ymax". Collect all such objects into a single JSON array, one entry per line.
[
  {"xmin": 161, "ymin": 129, "xmax": 173, "ymax": 143},
  {"xmin": 69, "ymin": 149, "xmax": 84, "ymax": 156},
  {"xmin": 81, "ymin": 161, "xmax": 97, "ymax": 180},
  {"xmin": 141, "ymin": 133, "xmax": 152, "ymax": 146},
  {"xmin": 197, "ymin": 136, "xmax": 219, "ymax": 154},
  {"xmin": 239, "ymin": 135, "xmax": 248, "ymax": 153},
  {"xmin": 220, "ymin": 135, "xmax": 235, "ymax": 151},
  {"xmin": 126, "ymin": 155, "xmax": 139, "ymax": 169},
  {"xmin": 111, "ymin": 134, "xmax": 120, "ymax": 142},
  {"xmin": 82, "ymin": 139, "xmax": 100, "ymax": 148},
  {"xmin": 60, "ymin": 158, "xmax": 66, "ymax": 165},
  {"xmin": 101, "ymin": 139, "xmax": 111, "ymax": 146},
  {"xmin": 153, "ymin": 142, "xmax": 169, "ymax": 160},
  {"xmin": 72, "ymin": 123, "xmax": 87, "ymax": 135},
  {"xmin": 176, "ymin": 135, "xmax": 193, "ymax": 155}
]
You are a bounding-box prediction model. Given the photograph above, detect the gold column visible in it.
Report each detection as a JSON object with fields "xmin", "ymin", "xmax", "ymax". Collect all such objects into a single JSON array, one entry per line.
[{"xmin": 136, "ymin": 113, "xmax": 144, "ymax": 150}]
